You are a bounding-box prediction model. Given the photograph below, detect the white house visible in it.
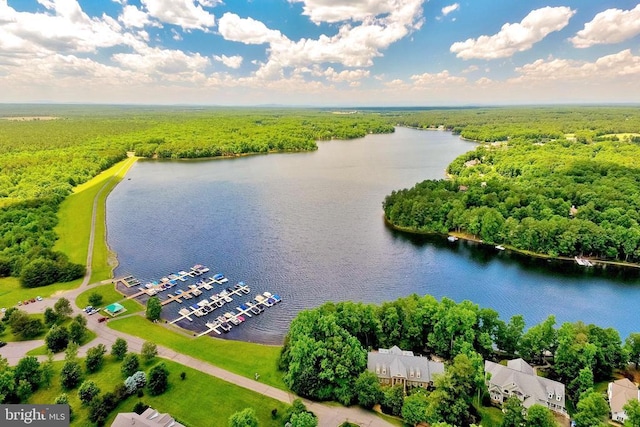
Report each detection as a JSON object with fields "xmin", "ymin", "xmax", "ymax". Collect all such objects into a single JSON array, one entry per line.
[
  {"xmin": 485, "ymin": 359, "xmax": 566, "ymax": 415},
  {"xmin": 608, "ymin": 378, "xmax": 640, "ymax": 423}
]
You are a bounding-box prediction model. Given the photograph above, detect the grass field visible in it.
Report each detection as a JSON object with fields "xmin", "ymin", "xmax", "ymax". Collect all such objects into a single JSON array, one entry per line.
[
  {"xmin": 475, "ymin": 403, "xmax": 504, "ymax": 427},
  {"xmin": 75, "ymin": 283, "xmax": 142, "ymax": 314},
  {"xmin": 0, "ymin": 277, "xmax": 81, "ymax": 311},
  {"xmin": 54, "ymin": 157, "xmax": 138, "ymax": 284},
  {"xmin": 108, "ymin": 315, "xmax": 287, "ymax": 390},
  {"xmin": 29, "ymin": 355, "xmax": 290, "ymax": 427}
]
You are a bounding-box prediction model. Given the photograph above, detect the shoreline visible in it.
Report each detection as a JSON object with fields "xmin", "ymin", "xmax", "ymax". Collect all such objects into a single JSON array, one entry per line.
[{"xmin": 383, "ymin": 216, "xmax": 640, "ymax": 270}]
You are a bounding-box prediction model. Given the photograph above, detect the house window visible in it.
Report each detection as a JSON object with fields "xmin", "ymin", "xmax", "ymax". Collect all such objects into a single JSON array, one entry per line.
[
  {"xmin": 548, "ymin": 392, "xmax": 553, "ymax": 399},
  {"xmin": 376, "ymin": 364, "xmax": 380, "ymax": 374},
  {"xmin": 382, "ymin": 367, "xmax": 386, "ymax": 375},
  {"xmin": 410, "ymin": 368, "xmax": 414, "ymax": 378},
  {"xmin": 556, "ymin": 394, "xmax": 561, "ymax": 401},
  {"xmin": 416, "ymin": 370, "xmax": 421, "ymax": 379}
]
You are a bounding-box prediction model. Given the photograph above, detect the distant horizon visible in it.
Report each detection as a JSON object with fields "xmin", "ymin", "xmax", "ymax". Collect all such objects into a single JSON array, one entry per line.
[{"xmin": 1, "ymin": 1, "xmax": 639, "ymax": 105}]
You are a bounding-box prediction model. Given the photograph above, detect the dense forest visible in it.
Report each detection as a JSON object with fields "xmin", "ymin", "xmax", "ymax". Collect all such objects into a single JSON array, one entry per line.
[
  {"xmin": 0, "ymin": 106, "xmax": 393, "ymax": 286},
  {"xmin": 384, "ymin": 107, "xmax": 640, "ymax": 263},
  {"xmin": 279, "ymin": 294, "xmax": 640, "ymax": 426}
]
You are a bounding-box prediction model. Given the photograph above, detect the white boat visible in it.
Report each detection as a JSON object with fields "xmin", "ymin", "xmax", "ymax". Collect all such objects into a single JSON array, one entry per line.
[
  {"xmin": 447, "ymin": 236, "xmax": 458, "ymax": 242},
  {"xmin": 495, "ymin": 245, "xmax": 505, "ymax": 251}
]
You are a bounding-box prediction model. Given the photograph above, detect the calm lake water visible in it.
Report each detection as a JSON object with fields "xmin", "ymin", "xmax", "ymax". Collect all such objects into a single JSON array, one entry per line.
[{"xmin": 107, "ymin": 127, "xmax": 640, "ymax": 344}]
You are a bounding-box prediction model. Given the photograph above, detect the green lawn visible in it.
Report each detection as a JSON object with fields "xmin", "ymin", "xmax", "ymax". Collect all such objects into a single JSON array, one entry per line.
[
  {"xmin": 108, "ymin": 315, "xmax": 287, "ymax": 390},
  {"xmin": 54, "ymin": 157, "xmax": 138, "ymax": 283},
  {"xmin": 75, "ymin": 283, "xmax": 142, "ymax": 314},
  {"xmin": 29, "ymin": 356, "xmax": 289, "ymax": 427},
  {"xmin": 475, "ymin": 403, "xmax": 504, "ymax": 427},
  {"xmin": 0, "ymin": 277, "xmax": 81, "ymax": 311}
]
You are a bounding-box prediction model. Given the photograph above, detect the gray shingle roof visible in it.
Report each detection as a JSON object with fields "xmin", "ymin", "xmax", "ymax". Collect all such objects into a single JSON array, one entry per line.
[
  {"xmin": 367, "ymin": 347, "xmax": 444, "ymax": 383},
  {"xmin": 609, "ymin": 378, "xmax": 640, "ymax": 414},
  {"xmin": 485, "ymin": 359, "xmax": 565, "ymax": 411}
]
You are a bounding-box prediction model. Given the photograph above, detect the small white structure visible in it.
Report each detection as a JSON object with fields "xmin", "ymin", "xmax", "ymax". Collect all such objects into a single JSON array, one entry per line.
[{"xmin": 608, "ymin": 378, "xmax": 640, "ymax": 423}]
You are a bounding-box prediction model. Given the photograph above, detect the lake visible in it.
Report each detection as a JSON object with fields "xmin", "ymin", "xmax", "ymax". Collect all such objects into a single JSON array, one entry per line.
[{"xmin": 107, "ymin": 127, "xmax": 640, "ymax": 344}]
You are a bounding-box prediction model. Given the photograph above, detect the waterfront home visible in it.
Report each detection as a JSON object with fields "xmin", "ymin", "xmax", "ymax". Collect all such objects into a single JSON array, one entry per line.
[
  {"xmin": 485, "ymin": 359, "xmax": 566, "ymax": 415},
  {"xmin": 367, "ymin": 346, "xmax": 444, "ymax": 392},
  {"xmin": 111, "ymin": 407, "xmax": 184, "ymax": 427},
  {"xmin": 608, "ymin": 378, "xmax": 640, "ymax": 423}
]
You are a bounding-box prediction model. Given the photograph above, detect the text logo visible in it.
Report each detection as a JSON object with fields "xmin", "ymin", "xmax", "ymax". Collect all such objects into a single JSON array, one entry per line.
[{"xmin": 1, "ymin": 405, "xmax": 69, "ymax": 426}]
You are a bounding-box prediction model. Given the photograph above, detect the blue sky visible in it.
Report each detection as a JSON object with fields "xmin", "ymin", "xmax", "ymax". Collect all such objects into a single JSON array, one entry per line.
[{"xmin": 1, "ymin": 0, "xmax": 639, "ymax": 105}]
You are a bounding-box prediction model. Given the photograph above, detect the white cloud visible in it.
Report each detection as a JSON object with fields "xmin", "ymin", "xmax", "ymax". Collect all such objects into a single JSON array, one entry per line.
[
  {"xmin": 441, "ymin": 3, "xmax": 459, "ymax": 17},
  {"xmin": 450, "ymin": 6, "xmax": 575, "ymax": 60},
  {"xmin": 461, "ymin": 65, "xmax": 479, "ymax": 73},
  {"xmin": 288, "ymin": 0, "xmax": 423, "ymax": 24},
  {"xmin": 120, "ymin": 4, "xmax": 154, "ymax": 28},
  {"xmin": 213, "ymin": 54, "xmax": 243, "ymax": 69},
  {"xmin": 512, "ymin": 49, "xmax": 640, "ymax": 82},
  {"xmin": 141, "ymin": 0, "xmax": 215, "ymax": 31},
  {"xmin": 0, "ymin": 0, "xmax": 144, "ymax": 56},
  {"xmin": 411, "ymin": 70, "xmax": 466, "ymax": 86},
  {"xmin": 320, "ymin": 67, "xmax": 370, "ymax": 82},
  {"xmin": 112, "ymin": 46, "xmax": 210, "ymax": 81},
  {"xmin": 571, "ymin": 5, "xmax": 640, "ymax": 48},
  {"xmin": 218, "ymin": 13, "xmax": 284, "ymax": 44},
  {"xmin": 221, "ymin": 1, "xmax": 423, "ymax": 81}
]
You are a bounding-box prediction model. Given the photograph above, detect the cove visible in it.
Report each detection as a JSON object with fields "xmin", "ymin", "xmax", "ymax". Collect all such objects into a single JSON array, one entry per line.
[{"xmin": 106, "ymin": 127, "xmax": 640, "ymax": 344}]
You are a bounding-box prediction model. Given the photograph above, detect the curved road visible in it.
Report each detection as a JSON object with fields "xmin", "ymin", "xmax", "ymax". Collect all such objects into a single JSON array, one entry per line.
[{"xmin": 0, "ymin": 160, "xmax": 394, "ymax": 427}]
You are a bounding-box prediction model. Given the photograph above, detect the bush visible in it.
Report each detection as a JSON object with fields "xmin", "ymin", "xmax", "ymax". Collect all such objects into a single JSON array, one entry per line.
[
  {"xmin": 78, "ymin": 380, "xmax": 100, "ymax": 405},
  {"xmin": 125, "ymin": 371, "xmax": 147, "ymax": 395},
  {"xmin": 133, "ymin": 401, "xmax": 149, "ymax": 415}
]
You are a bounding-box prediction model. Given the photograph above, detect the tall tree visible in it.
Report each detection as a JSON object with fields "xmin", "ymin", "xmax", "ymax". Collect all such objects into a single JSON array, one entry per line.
[
  {"xmin": 354, "ymin": 371, "xmax": 382, "ymax": 409},
  {"xmin": 14, "ymin": 356, "xmax": 41, "ymax": 392},
  {"xmin": 402, "ymin": 392, "xmax": 429, "ymax": 426},
  {"xmin": 147, "ymin": 363, "xmax": 169, "ymax": 396},
  {"xmin": 625, "ymin": 333, "xmax": 640, "ymax": 368},
  {"xmin": 146, "ymin": 297, "xmax": 162, "ymax": 321},
  {"xmin": 501, "ymin": 396, "xmax": 525, "ymax": 427},
  {"xmin": 111, "ymin": 338, "xmax": 127, "ymax": 361},
  {"xmin": 85, "ymin": 344, "xmax": 106, "ymax": 373},
  {"xmin": 426, "ymin": 353, "xmax": 477, "ymax": 426},
  {"xmin": 54, "ymin": 298, "xmax": 73, "ymax": 319},
  {"xmin": 573, "ymin": 390, "xmax": 609, "ymax": 427},
  {"xmin": 525, "ymin": 404, "xmax": 557, "ymax": 427},
  {"xmin": 624, "ymin": 399, "xmax": 640, "ymax": 427}
]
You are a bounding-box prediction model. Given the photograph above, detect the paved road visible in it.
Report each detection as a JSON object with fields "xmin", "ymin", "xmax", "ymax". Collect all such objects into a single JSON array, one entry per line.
[{"xmin": 0, "ymin": 159, "xmax": 394, "ymax": 427}]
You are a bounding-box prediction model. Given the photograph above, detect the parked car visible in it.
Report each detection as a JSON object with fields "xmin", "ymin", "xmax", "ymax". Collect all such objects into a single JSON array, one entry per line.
[
  {"xmin": 0, "ymin": 341, "xmax": 7, "ymax": 348},
  {"xmin": 83, "ymin": 305, "xmax": 93, "ymax": 313},
  {"xmin": 97, "ymin": 317, "xmax": 108, "ymax": 323},
  {"xmin": 36, "ymin": 296, "xmax": 42, "ymax": 301}
]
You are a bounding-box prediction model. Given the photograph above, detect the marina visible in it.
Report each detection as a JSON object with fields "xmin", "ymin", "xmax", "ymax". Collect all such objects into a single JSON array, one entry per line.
[{"xmin": 115, "ymin": 266, "xmax": 280, "ymax": 337}]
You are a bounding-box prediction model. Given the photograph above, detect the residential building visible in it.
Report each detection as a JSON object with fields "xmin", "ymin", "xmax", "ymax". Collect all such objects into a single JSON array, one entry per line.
[
  {"xmin": 111, "ymin": 407, "xmax": 185, "ymax": 427},
  {"xmin": 608, "ymin": 378, "xmax": 640, "ymax": 423},
  {"xmin": 485, "ymin": 358, "xmax": 566, "ymax": 415},
  {"xmin": 367, "ymin": 346, "xmax": 444, "ymax": 392}
]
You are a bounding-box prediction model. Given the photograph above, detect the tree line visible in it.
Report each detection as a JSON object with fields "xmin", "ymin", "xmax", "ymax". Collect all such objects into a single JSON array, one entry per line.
[
  {"xmin": 0, "ymin": 108, "xmax": 393, "ymax": 288},
  {"xmin": 278, "ymin": 294, "xmax": 640, "ymax": 426},
  {"xmin": 384, "ymin": 122, "xmax": 640, "ymax": 262}
]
